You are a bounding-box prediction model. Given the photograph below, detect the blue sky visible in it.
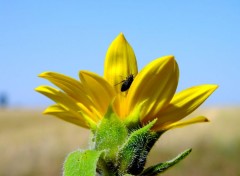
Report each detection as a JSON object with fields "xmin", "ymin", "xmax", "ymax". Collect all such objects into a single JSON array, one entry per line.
[{"xmin": 0, "ymin": 1, "xmax": 239, "ymax": 107}]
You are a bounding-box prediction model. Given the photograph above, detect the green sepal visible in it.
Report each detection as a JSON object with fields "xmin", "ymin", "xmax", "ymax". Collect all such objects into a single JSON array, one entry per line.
[
  {"xmin": 124, "ymin": 102, "xmax": 143, "ymax": 130},
  {"xmin": 94, "ymin": 104, "xmax": 128, "ymax": 161},
  {"xmin": 140, "ymin": 148, "xmax": 192, "ymax": 175},
  {"xmin": 118, "ymin": 119, "xmax": 161, "ymax": 175},
  {"xmin": 63, "ymin": 149, "xmax": 102, "ymax": 176}
]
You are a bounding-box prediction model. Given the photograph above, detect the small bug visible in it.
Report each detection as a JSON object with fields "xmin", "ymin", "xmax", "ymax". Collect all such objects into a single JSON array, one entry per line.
[{"xmin": 115, "ymin": 74, "xmax": 134, "ymax": 92}]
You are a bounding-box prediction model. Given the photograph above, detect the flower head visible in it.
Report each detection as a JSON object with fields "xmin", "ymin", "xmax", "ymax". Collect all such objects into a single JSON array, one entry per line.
[{"xmin": 36, "ymin": 33, "xmax": 218, "ymax": 131}]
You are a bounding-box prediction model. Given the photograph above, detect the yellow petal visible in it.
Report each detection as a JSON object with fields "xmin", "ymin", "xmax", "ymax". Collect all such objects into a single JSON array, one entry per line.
[
  {"xmin": 112, "ymin": 94, "xmax": 128, "ymax": 119},
  {"xmin": 79, "ymin": 70, "xmax": 116, "ymax": 116},
  {"xmin": 35, "ymin": 86, "xmax": 98, "ymax": 123},
  {"xmin": 124, "ymin": 100, "xmax": 146, "ymax": 128},
  {"xmin": 127, "ymin": 56, "xmax": 179, "ymax": 122},
  {"xmin": 44, "ymin": 104, "xmax": 89, "ymax": 128},
  {"xmin": 155, "ymin": 84, "xmax": 218, "ymax": 128},
  {"xmin": 104, "ymin": 33, "xmax": 138, "ymax": 93},
  {"xmin": 39, "ymin": 72, "xmax": 92, "ymax": 106},
  {"xmin": 154, "ymin": 116, "xmax": 209, "ymax": 131}
]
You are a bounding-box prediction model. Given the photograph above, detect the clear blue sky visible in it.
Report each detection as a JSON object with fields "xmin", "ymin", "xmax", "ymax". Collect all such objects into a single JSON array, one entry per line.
[{"xmin": 0, "ymin": 1, "xmax": 239, "ymax": 107}]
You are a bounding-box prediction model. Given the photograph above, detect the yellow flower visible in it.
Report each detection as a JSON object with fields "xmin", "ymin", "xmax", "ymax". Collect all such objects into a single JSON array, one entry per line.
[{"xmin": 36, "ymin": 33, "xmax": 218, "ymax": 131}]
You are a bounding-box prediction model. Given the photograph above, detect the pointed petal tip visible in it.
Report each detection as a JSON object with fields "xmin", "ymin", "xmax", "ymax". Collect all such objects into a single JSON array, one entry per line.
[
  {"xmin": 38, "ymin": 71, "xmax": 51, "ymax": 78},
  {"xmin": 206, "ymin": 84, "xmax": 219, "ymax": 89},
  {"xmin": 205, "ymin": 118, "xmax": 210, "ymax": 122},
  {"xmin": 43, "ymin": 109, "xmax": 50, "ymax": 114},
  {"xmin": 212, "ymin": 84, "xmax": 219, "ymax": 90},
  {"xmin": 78, "ymin": 70, "xmax": 87, "ymax": 79},
  {"xmin": 79, "ymin": 70, "xmax": 90, "ymax": 76},
  {"xmin": 34, "ymin": 86, "xmax": 42, "ymax": 92},
  {"xmin": 79, "ymin": 70, "xmax": 95, "ymax": 80},
  {"xmin": 168, "ymin": 55, "xmax": 175, "ymax": 60},
  {"xmin": 151, "ymin": 55, "xmax": 176, "ymax": 67},
  {"xmin": 35, "ymin": 85, "xmax": 48, "ymax": 92},
  {"xmin": 167, "ymin": 55, "xmax": 176, "ymax": 65},
  {"xmin": 198, "ymin": 116, "xmax": 210, "ymax": 123},
  {"xmin": 159, "ymin": 55, "xmax": 176, "ymax": 65},
  {"xmin": 198, "ymin": 116, "xmax": 210, "ymax": 122},
  {"xmin": 78, "ymin": 70, "xmax": 84, "ymax": 76},
  {"xmin": 35, "ymin": 86, "xmax": 47, "ymax": 94},
  {"xmin": 43, "ymin": 106, "xmax": 60, "ymax": 114},
  {"xmin": 159, "ymin": 116, "xmax": 210, "ymax": 131},
  {"xmin": 166, "ymin": 55, "xmax": 175, "ymax": 59},
  {"xmin": 35, "ymin": 85, "xmax": 57, "ymax": 94},
  {"xmin": 38, "ymin": 71, "xmax": 67, "ymax": 78},
  {"xmin": 116, "ymin": 32, "xmax": 126, "ymax": 42},
  {"xmin": 205, "ymin": 84, "xmax": 219, "ymax": 93}
]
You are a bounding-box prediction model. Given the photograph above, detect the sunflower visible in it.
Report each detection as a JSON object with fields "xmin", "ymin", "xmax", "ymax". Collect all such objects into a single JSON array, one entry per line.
[{"xmin": 36, "ymin": 33, "xmax": 217, "ymax": 132}]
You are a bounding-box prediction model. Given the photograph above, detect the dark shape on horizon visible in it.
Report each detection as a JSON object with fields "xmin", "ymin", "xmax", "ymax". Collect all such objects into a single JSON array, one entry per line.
[{"xmin": 0, "ymin": 92, "xmax": 8, "ymax": 108}]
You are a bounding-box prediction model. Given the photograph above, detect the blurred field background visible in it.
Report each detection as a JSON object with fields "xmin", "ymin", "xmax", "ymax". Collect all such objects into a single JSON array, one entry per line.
[
  {"xmin": 1, "ymin": 1, "xmax": 240, "ymax": 176},
  {"xmin": 0, "ymin": 106, "xmax": 239, "ymax": 176}
]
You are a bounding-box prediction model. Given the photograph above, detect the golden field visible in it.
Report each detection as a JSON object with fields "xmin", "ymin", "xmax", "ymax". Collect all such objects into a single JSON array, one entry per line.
[{"xmin": 0, "ymin": 106, "xmax": 239, "ymax": 176}]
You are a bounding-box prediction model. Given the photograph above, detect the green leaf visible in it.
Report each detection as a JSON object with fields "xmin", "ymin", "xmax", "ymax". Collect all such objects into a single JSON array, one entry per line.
[
  {"xmin": 118, "ymin": 119, "xmax": 161, "ymax": 175},
  {"xmin": 140, "ymin": 148, "xmax": 192, "ymax": 175},
  {"xmin": 63, "ymin": 149, "xmax": 102, "ymax": 176},
  {"xmin": 95, "ymin": 104, "xmax": 128, "ymax": 160}
]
